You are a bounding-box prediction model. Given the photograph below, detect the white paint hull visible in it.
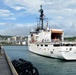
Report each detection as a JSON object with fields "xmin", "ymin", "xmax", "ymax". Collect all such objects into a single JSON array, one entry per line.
[{"xmin": 28, "ymin": 43, "xmax": 76, "ymax": 60}]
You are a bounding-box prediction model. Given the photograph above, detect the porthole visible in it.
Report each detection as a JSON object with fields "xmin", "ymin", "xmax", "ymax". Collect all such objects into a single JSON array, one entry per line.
[
  {"xmin": 41, "ymin": 44, "xmax": 43, "ymax": 46},
  {"xmin": 45, "ymin": 44, "xmax": 48, "ymax": 47},
  {"xmin": 37, "ymin": 44, "xmax": 39, "ymax": 46}
]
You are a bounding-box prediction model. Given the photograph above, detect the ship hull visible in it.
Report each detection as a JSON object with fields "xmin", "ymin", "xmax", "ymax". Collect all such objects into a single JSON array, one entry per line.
[{"xmin": 28, "ymin": 43, "xmax": 76, "ymax": 60}]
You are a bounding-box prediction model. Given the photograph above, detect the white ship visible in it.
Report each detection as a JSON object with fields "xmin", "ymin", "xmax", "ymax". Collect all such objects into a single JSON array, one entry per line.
[{"xmin": 28, "ymin": 5, "xmax": 76, "ymax": 60}]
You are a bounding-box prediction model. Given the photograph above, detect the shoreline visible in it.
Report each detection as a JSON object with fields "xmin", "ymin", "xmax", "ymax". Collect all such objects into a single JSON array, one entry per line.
[{"xmin": 2, "ymin": 45, "xmax": 28, "ymax": 46}]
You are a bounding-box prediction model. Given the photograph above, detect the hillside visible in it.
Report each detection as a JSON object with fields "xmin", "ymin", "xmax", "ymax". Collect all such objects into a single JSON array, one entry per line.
[
  {"xmin": 64, "ymin": 36, "xmax": 76, "ymax": 41},
  {"xmin": 0, "ymin": 35, "xmax": 12, "ymax": 40}
]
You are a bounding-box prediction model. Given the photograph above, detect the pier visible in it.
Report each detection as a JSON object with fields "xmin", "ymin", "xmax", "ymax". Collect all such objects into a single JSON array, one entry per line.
[{"xmin": 0, "ymin": 49, "xmax": 18, "ymax": 75}]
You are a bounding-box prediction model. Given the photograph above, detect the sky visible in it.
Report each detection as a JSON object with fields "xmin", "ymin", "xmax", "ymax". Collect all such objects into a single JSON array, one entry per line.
[{"xmin": 0, "ymin": 0, "xmax": 76, "ymax": 37}]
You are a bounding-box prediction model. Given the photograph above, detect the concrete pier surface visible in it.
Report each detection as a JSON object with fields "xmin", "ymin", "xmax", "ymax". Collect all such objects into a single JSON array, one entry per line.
[
  {"xmin": 0, "ymin": 51, "xmax": 12, "ymax": 75},
  {"xmin": 0, "ymin": 49, "xmax": 18, "ymax": 75}
]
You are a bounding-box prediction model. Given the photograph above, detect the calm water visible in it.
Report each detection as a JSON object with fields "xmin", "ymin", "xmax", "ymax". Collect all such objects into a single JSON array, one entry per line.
[{"xmin": 3, "ymin": 46, "xmax": 76, "ymax": 75}]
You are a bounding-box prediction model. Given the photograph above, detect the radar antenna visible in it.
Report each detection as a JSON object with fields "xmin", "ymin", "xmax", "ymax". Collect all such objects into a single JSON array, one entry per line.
[{"xmin": 39, "ymin": 5, "xmax": 44, "ymax": 29}]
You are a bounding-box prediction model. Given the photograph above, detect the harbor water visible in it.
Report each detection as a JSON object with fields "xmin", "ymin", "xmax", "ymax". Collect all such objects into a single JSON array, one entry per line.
[{"xmin": 4, "ymin": 46, "xmax": 76, "ymax": 75}]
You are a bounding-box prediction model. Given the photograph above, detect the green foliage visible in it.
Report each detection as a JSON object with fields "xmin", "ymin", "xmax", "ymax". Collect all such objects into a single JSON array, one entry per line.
[
  {"xmin": 0, "ymin": 35, "xmax": 12, "ymax": 40},
  {"xmin": 64, "ymin": 36, "xmax": 76, "ymax": 41}
]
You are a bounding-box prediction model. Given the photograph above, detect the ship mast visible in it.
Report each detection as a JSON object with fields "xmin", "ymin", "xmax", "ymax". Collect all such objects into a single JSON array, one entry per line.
[{"xmin": 39, "ymin": 5, "xmax": 44, "ymax": 29}]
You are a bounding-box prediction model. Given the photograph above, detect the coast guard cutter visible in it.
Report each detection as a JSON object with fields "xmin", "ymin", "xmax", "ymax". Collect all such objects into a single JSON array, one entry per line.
[{"xmin": 28, "ymin": 5, "xmax": 76, "ymax": 60}]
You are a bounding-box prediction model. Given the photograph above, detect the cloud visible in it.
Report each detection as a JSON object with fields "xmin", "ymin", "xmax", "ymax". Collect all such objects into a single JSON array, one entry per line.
[
  {"xmin": 0, "ymin": 9, "xmax": 16, "ymax": 20},
  {"xmin": 0, "ymin": 22, "xmax": 36, "ymax": 36},
  {"xmin": 12, "ymin": 6, "xmax": 25, "ymax": 11},
  {"xmin": 1, "ymin": 0, "xmax": 76, "ymax": 36},
  {"xmin": 4, "ymin": 0, "xmax": 44, "ymax": 13},
  {"xmin": 0, "ymin": 22, "xmax": 6, "ymax": 26},
  {"xmin": 0, "ymin": 21, "xmax": 76, "ymax": 37},
  {"xmin": 3, "ymin": 17, "xmax": 16, "ymax": 20},
  {"xmin": 0, "ymin": 9, "xmax": 14, "ymax": 17}
]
